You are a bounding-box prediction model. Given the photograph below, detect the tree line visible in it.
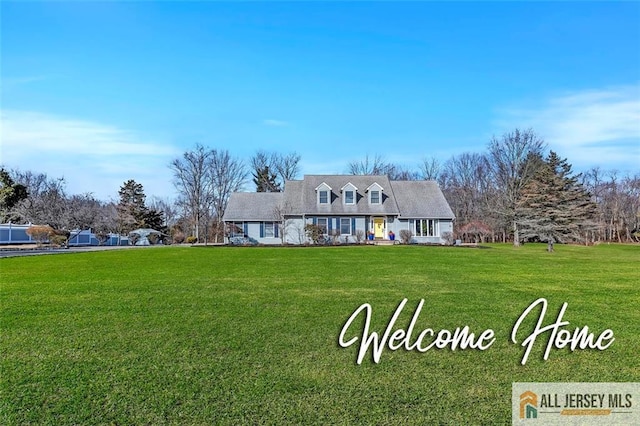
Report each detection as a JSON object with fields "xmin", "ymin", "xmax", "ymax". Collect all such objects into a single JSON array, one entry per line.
[{"xmin": 1, "ymin": 128, "xmax": 638, "ymax": 246}]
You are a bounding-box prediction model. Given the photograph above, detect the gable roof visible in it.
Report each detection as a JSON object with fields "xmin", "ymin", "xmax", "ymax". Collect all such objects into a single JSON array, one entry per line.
[
  {"xmin": 390, "ymin": 180, "xmax": 455, "ymax": 219},
  {"xmin": 315, "ymin": 182, "xmax": 332, "ymax": 191},
  {"xmin": 223, "ymin": 192, "xmax": 284, "ymax": 221},
  {"xmin": 223, "ymin": 175, "xmax": 455, "ymax": 221},
  {"xmin": 366, "ymin": 182, "xmax": 384, "ymax": 192},
  {"xmin": 286, "ymin": 175, "xmax": 400, "ymax": 215},
  {"xmin": 340, "ymin": 182, "xmax": 358, "ymax": 192}
]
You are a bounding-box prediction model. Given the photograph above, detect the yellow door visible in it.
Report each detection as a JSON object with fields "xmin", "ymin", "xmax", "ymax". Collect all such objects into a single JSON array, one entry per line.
[{"xmin": 374, "ymin": 218, "xmax": 384, "ymax": 239}]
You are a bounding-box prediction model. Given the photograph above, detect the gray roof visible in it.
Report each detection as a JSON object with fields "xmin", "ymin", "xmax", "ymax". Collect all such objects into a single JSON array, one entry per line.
[
  {"xmin": 390, "ymin": 180, "xmax": 455, "ymax": 219},
  {"xmin": 223, "ymin": 175, "xmax": 454, "ymax": 221},
  {"xmin": 284, "ymin": 175, "xmax": 400, "ymax": 216},
  {"xmin": 223, "ymin": 192, "xmax": 284, "ymax": 221}
]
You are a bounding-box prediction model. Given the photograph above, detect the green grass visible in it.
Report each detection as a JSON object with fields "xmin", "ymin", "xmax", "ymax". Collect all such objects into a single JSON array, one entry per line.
[{"xmin": 1, "ymin": 244, "xmax": 638, "ymax": 424}]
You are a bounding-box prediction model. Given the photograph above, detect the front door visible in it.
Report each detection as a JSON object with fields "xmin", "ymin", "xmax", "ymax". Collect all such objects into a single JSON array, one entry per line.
[{"xmin": 374, "ymin": 218, "xmax": 385, "ymax": 239}]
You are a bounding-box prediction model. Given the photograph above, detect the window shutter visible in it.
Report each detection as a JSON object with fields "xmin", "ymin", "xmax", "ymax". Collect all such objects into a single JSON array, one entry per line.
[
  {"xmin": 274, "ymin": 223, "xmax": 279, "ymax": 238},
  {"xmin": 312, "ymin": 217, "xmax": 317, "ymax": 225},
  {"xmin": 243, "ymin": 222, "xmax": 248, "ymax": 236},
  {"xmin": 328, "ymin": 218, "xmax": 332, "ymax": 232},
  {"xmin": 351, "ymin": 218, "xmax": 356, "ymax": 234},
  {"xmin": 260, "ymin": 222, "xmax": 264, "ymax": 238}
]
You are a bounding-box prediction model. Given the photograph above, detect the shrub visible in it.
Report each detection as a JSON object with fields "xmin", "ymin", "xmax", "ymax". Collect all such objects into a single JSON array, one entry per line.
[
  {"xmin": 49, "ymin": 235, "xmax": 68, "ymax": 247},
  {"xmin": 172, "ymin": 231, "xmax": 185, "ymax": 244},
  {"xmin": 304, "ymin": 224, "xmax": 324, "ymax": 245},
  {"xmin": 26, "ymin": 225, "xmax": 54, "ymax": 246},
  {"xmin": 52, "ymin": 229, "xmax": 70, "ymax": 244},
  {"xmin": 186, "ymin": 236, "xmax": 198, "ymax": 244},
  {"xmin": 441, "ymin": 231, "xmax": 454, "ymax": 245},
  {"xmin": 148, "ymin": 233, "xmax": 160, "ymax": 245},
  {"xmin": 330, "ymin": 229, "xmax": 341, "ymax": 245},
  {"xmin": 399, "ymin": 229, "xmax": 413, "ymax": 244},
  {"xmin": 355, "ymin": 230, "xmax": 365, "ymax": 244}
]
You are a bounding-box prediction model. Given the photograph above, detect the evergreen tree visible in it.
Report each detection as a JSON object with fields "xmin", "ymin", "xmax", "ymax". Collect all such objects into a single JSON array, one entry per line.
[
  {"xmin": 253, "ymin": 166, "xmax": 281, "ymax": 192},
  {"xmin": 141, "ymin": 208, "xmax": 166, "ymax": 232},
  {"xmin": 518, "ymin": 151, "xmax": 596, "ymax": 251},
  {"xmin": 117, "ymin": 179, "xmax": 148, "ymax": 233},
  {"xmin": 0, "ymin": 168, "xmax": 28, "ymax": 221}
]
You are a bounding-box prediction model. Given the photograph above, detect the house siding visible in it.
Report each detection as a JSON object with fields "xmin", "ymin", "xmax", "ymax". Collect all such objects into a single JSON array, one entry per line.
[
  {"xmin": 244, "ymin": 222, "xmax": 282, "ymax": 245},
  {"xmin": 234, "ymin": 216, "xmax": 454, "ymax": 245},
  {"xmin": 395, "ymin": 218, "xmax": 454, "ymax": 244}
]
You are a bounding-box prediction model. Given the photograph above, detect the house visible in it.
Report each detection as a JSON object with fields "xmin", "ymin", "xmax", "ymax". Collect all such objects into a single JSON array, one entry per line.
[{"xmin": 223, "ymin": 175, "xmax": 455, "ymax": 245}]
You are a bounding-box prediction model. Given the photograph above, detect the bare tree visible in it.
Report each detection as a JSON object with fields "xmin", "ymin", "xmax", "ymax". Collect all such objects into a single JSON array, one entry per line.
[
  {"xmin": 440, "ymin": 152, "xmax": 492, "ymax": 241},
  {"xmin": 387, "ymin": 166, "xmax": 420, "ymax": 181},
  {"xmin": 94, "ymin": 202, "xmax": 119, "ymax": 242},
  {"xmin": 11, "ymin": 170, "xmax": 68, "ymax": 229},
  {"xmin": 251, "ymin": 151, "xmax": 280, "ymax": 192},
  {"xmin": 149, "ymin": 197, "xmax": 178, "ymax": 230},
  {"xmin": 273, "ymin": 201, "xmax": 293, "ymax": 244},
  {"xmin": 275, "ymin": 152, "xmax": 301, "ymax": 182},
  {"xmin": 347, "ymin": 154, "xmax": 388, "ymax": 175},
  {"xmin": 170, "ymin": 145, "xmax": 213, "ymax": 242},
  {"xmin": 66, "ymin": 193, "xmax": 106, "ymax": 242},
  {"xmin": 487, "ymin": 128, "xmax": 545, "ymax": 246},
  {"xmin": 621, "ymin": 173, "xmax": 640, "ymax": 242},
  {"xmin": 420, "ymin": 156, "xmax": 441, "ymax": 181},
  {"xmin": 209, "ymin": 149, "xmax": 247, "ymax": 243},
  {"xmin": 250, "ymin": 150, "xmax": 300, "ymax": 191},
  {"xmin": 347, "ymin": 154, "xmax": 410, "ymax": 178},
  {"xmin": 584, "ymin": 169, "xmax": 640, "ymax": 243}
]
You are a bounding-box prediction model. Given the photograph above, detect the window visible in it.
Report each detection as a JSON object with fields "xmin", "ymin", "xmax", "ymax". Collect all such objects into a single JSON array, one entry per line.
[
  {"xmin": 366, "ymin": 183, "xmax": 383, "ymax": 204},
  {"xmin": 264, "ymin": 222, "xmax": 275, "ymax": 238},
  {"xmin": 370, "ymin": 190, "xmax": 380, "ymax": 204},
  {"xmin": 412, "ymin": 219, "xmax": 438, "ymax": 237},
  {"xmin": 340, "ymin": 218, "xmax": 351, "ymax": 235},
  {"xmin": 344, "ymin": 190, "xmax": 355, "ymax": 204},
  {"xmin": 319, "ymin": 190, "xmax": 329, "ymax": 204},
  {"xmin": 317, "ymin": 218, "xmax": 327, "ymax": 234}
]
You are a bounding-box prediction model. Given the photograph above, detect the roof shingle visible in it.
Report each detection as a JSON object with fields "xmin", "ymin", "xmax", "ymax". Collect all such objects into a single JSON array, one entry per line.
[{"xmin": 223, "ymin": 175, "xmax": 454, "ymax": 221}]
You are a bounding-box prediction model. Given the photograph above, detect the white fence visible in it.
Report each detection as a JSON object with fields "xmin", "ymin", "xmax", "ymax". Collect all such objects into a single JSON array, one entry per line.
[{"xmin": 0, "ymin": 223, "xmax": 128, "ymax": 246}]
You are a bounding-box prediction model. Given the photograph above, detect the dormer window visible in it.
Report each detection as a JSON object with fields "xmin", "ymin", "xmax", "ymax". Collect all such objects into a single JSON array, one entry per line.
[
  {"xmin": 366, "ymin": 182, "xmax": 384, "ymax": 205},
  {"xmin": 341, "ymin": 182, "xmax": 358, "ymax": 205},
  {"xmin": 370, "ymin": 190, "xmax": 380, "ymax": 204},
  {"xmin": 316, "ymin": 182, "xmax": 332, "ymax": 205},
  {"xmin": 344, "ymin": 190, "xmax": 354, "ymax": 204}
]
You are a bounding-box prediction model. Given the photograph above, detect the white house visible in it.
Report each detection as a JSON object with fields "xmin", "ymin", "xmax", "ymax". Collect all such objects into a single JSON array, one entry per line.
[{"xmin": 223, "ymin": 175, "xmax": 455, "ymax": 245}]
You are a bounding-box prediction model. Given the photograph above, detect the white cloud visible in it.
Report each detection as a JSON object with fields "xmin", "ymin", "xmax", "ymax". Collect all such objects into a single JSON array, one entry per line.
[
  {"xmin": 494, "ymin": 85, "xmax": 640, "ymax": 172},
  {"xmin": 262, "ymin": 119, "xmax": 289, "ymax": 127},
  {"xmin": 0, "ymin": 110, "xmax": 180, "ymax": 200}
]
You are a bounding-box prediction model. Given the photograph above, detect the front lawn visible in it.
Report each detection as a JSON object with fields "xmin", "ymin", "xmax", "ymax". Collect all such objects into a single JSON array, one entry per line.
[{"xmin": 1, "ymin": 244, "xmax": 638, "ymax": 424}]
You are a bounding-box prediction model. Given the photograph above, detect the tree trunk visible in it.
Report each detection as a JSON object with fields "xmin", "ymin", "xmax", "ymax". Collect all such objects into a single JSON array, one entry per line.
[{"xmin": 513, "ymin": 221, "xmax": 520, "ymax": 247}]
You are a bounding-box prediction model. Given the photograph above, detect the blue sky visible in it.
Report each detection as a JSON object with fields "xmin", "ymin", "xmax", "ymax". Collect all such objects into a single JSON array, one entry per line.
[{"xmin": 2, "ymin": 1, "xmax": 639, "ymax": 201}]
